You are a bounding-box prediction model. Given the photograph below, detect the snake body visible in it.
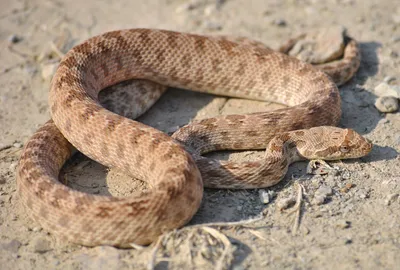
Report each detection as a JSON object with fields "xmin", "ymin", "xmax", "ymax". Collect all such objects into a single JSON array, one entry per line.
[{"xmin": 17, "ymin": 29, "xmax": 371, "ymax": 247}]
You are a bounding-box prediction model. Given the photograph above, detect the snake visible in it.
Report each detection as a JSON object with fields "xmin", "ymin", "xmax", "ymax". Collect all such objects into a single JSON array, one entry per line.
[{"xmin": 16, "ymin": 29, "xmax": 372, "ymax": 247}]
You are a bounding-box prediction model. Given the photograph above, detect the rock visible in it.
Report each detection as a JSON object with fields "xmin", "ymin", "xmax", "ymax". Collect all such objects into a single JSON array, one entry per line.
[
  {"xmin": 336, "ymin": 220, "xmax": 351, "ymax": 229},
  {"xmin": 1, "ymin": 239, "xmax": 21, "ymax": 253},
  {"xmin": 271, "ymin": 18, "xmax": 287, "ymax": 27},
  {"xmin": 175, "ymin": 1, "xmax": 201, "ymax": 13},
  {"xmin": 9, "ymin": 162, "xmax": 17, "ymax": 171},
  {"xmin": 383, "ymin": 76, "xmax": 396, "ymax": 83},
  {"xmin": 316, "ymin": 185, "xmax": 333, "ymax": 196},
  {"xmin": 13, "ymin": 142, "xmax": 23, "ymax": 148},
  {"xmin": 32, "ymin": 237, "xmax": 52, "ymax": 253},
  {"xmin": 204, "ymin": 4, "xmax": 217, "ymax": 16},
  {"xmin": 276, "ymin": 197, "xmax": 295, "ymax": 210},
  {"xmin": 375, "ymin": 96, "xmax": 399, "ymax": 113},
  {"xmin": 32, "ymin": 227, "xmax": 42, "ymax": 232},
  {"xmin": 0, "ymin": 176, "xmax": 6, "ymax": 185},
  {"xmin": 288, "ymin": 26, "xmax": 345, "ymax": 64},
  {"xmin": 203, "ymin": 21, "xmax": 223, "ymax": 31},
  {"xmin": 374, "ymin": 82, "xmax": 400, "ymax": 98},
  {"xmin": 8, "ymin": 34, "xmax": 22, "ymax": 44},
  {"xmin": 312, "ymin": 185, "xmax": 333, "ymax": 205},
  {"xmin": 312, "ymin": 195, "xmax": 326, "ymax": 205},
  {"xmin": 258, "ymin": 190, "xmax": 276, "ymax": 204}
]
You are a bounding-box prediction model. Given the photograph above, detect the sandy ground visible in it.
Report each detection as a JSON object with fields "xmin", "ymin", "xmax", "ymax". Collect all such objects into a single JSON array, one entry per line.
[{"xmin": 1, "ymin": 0, "xmax": 400, "ymax": 269}]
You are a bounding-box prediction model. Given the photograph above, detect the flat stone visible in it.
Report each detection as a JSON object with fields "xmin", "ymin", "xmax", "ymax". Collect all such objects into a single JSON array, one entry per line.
[
  {"xmin": 316, "ymin": 185, "xmax": 333, "ymax": 196},
  {"xmin": 374, "ymin": 82, "xmax": 400, "ymax": 98},
  {"xmin": 375, "ymin": 96, "xmax": 399, "ymax": 113},
  {"xmin": 288, "ymin": 26, "xmax": 345, "ymax": 64},
  {"xmin": 312, "ymin": 195, "xmax": 326, "ymax": 205},
  {"xmin": 0, "ymin": 239, "xmax": 21, "ymax": 253},
  {"xmin": 32, "ymin": 237, "xmax": 52, "ymax": 253}
]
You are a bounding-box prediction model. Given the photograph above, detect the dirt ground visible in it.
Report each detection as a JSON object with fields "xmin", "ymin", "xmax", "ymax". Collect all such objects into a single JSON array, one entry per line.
[{"xmin": 1, "ymin": 0, "xmax": 400, "ymax": 269}]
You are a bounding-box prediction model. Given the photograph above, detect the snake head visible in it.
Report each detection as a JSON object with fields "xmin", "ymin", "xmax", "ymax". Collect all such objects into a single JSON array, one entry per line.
[
  {"xmin": 297, "ymin": 127, "xmax": 373, "ymax": 161},
  {"xmin": 322, "ymin": 127, "xmax": 372, "ymax": 160}
]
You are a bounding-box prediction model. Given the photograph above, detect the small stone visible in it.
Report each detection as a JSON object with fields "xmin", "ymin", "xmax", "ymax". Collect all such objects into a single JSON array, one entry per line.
[
  {"xmin": 203, "ymin": 21, "xmax": 223, "ymax": 31},
  {"xmin": 32, "ymin": 227, "xmax": 42, "ymax": 232},
  {"xmin": 0, "ymin": 176, "xmax": 6, "ymax": 185},
  {"xmin": 340, "ymin": 183, "xmax": 355, "ymax": 193},
  {"xmin": 175, "ymin": 1, "xmax": 200, "ymax": 13},
  {"xmin": 1, "ymin": 239, "xmax": 21, "ymax": 253},
  {"xmin": 204, "ymin": 5, "xmax": 217, "ymax": 16},
  {"xmin": 357, "ymin": 189, "xmax": 369, "ymax": 199},
  {"xmin": 383, "ymin": 76, "xmax": 396, "ymax": 83},
  {"xmin": 336, "ymin": 220, "xmax": 351, "ymax": 229},
  {"xmin": 13, "ymin": 142, "xmax": 22, "ymax": 148},
  {"xmin": 392, "ymin": 36, "xmax": 400, "ymax": 42},
  {"xmin": 375, "ymin": 96, "xmax": 399, "ymax": 113},
  {"xmin": 258, "ymin": 190, "xmax": 276, "ymax": 204},
  {"xmin": 9, "ymin": 162, "xmax": 17, "ymax": 171},
  {"xmin": 374, "ymin": 82, "xmax": 400, "ymax": 98},
  {"xmin": 316, "ymin": 185, "xmax": 333, "ymax": 196},
  {"xmin": 271, "ymin": 18, "xmax": 287, "ymax": 26},
  {"xmin": 312, "ymin": 195, "xmax": 326, "ymax": 205},
  {"xmin": 344, "ymin": 238, "xmax": 352, "ymax": 245},
  {"xmin": 8, "ymin": 34, "xmax": 22, "ymax": 44},
  {"xmin": 277, "ymin": 197, "xmax": 296, "ymax": 210},
  {"xmin": 32, "ymin": 238, "xmax": 52, "ymax": 253},
  {"xmin": 384, "ymin": 193, "xmax": 399, "ymax": 206}
]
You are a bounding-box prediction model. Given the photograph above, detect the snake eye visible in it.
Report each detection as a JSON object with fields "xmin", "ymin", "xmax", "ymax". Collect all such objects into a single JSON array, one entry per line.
[{"xmin": 340, "ymin": 145, "xmax": 350, "ymax": 153}]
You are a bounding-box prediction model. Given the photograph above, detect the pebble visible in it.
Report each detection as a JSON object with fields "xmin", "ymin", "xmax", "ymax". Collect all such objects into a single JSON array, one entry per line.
[
  {"xmin": 336, "ymin": 220, "xmax": 351, "ymax": 229},
  {"xmin": 276, "ymin": 197, "xmax": 295, "ymax": 210},
  {"xmin": 203, "ymin": 21, "xmax": 223, "ymax": 31},
  {"xmin": 32, "ymin": 226, "xmax": 42, "ymax": 232},
  {"xmin": 9, "ymin": 162, "xmax": 17, "ymax": 171},
  {"xmin": 13, "ymin": 142, "xmax": 23, "ymax": 148},
  {"xmin": 383, "ymin": 76, "xmax": 396, "ymax": 83},
  {"xmin": 375, "ymin": 96, "xmax": 399, "ymax": 113},
  {"xmin": 8, "ymin": 34, "xmax": 22, "ymax": 44},
  {"xmin": 0, "ymin": 239, "xmax": 21, "ymax": 253},
  {"xmin": 374, "ymin": 82, "xmax": 400, "ymax": 98},
  {"xmin": 312, "ymin": 185, "xmax": 333, "ymax": 205},
  {"xmin": 258, "ymin": 189, "xmax": 276, "ymax": 204},
  {"xmin": 311, "ymin": 195, "xmax": 326, "ymax": 205},
  {"xmin": 175, "ymin": 1, "xmax": 201, "ymax": 13},
  {"xmin": 356, "ymin": 189, "xmax": 369, "ymax": 199},
  {"xmin": 32, "ymin": 237, "xmax": 52, "ymax": 253},
  {"xmin": 204, "ymin": 4, "xmax": 217, "ymax": 16},
  {"xmin": 316, "ymin": 185, "xmax": 333, "ymax": 196},
  {"xmin": 271, "ymin": 18, "xmax": 287, "ymax": 26},
  {"xmin": 0, "ymin": 176, "xmax": 6, "ymax": 185}
]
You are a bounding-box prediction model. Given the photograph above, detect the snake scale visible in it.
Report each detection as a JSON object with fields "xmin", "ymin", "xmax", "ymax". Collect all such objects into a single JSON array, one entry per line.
[{"xmin": 17, "ymin": 29, "xmax": 372, "ymax": 247}]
